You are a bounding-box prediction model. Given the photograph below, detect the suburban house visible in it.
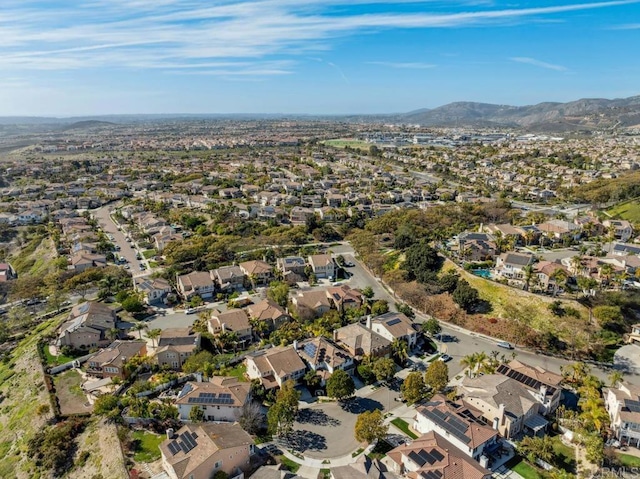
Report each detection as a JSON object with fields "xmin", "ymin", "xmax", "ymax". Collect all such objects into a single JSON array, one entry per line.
[
  {"xmin": 135, "ymin": 277, "xmax": 173, "ymax": 305},
  {"xmin": 175, "ymin": 376, "xmax": 251, "ymax": 422},
  {"xmin": 239, "ymin": 260, "xmax": 274, "ymax": 286},
  {"xmin": 246, "ymin": 299, "xmax": 289, "ymax": 332},
  {"xmin": 534, "ymin": 261, "xmax": 570, "ymax": 293},
  {"xmin": 295, "ymin": 336, "xmax": 355, "ymax": 381},
  {"xmin": 612, "ymin": 242, "xmax": 640, "ymax": 257},
  {"xmin": 326, "ymin": 285, "xmax": 363, "ymax": 312},
  {"xmin": 458, "ymin": 232, "xmax": 497, "ymax": 262},
  {"xmin": 177, "ymin": 271, "xmax": 216, "ymax": 299},
  {"xmin": 370, "ymin": 312, "xmax": 418, "ymax": 349},
  {"xmin": 57, "ymin": 301, "xmax": 120, "ymax": 350},
  {"xmin": 494, "ymin": 252, "xmax": 535, "ymax": 283},
  {"xmin": 69, "ymin": 252, "xmax": 107, "ymax": 272},
  {"xmin": 605, "ymin": 382, "xmax": 640, "ymax": 447},
  {"xmin": 459, "ymin": 374, "xmax": 549, "ymax": 439},
  {"xmin": 156, "ymin": 328, "xmax": 202, "ymax": 370},
  {"xmin": 537, "ymin": 220, "xmax": 581, "ymax": 242},
  {"xmin": 160, "ymin": 422, "xmax": 255, "ymax": 479},
  {"xmin": 291, "ymin": 290, "xmax": 333, "ymax": 320},
  {"xmin": 245, "ymin": 346, "xmax": 307, "ymax": 389},
  {"xmin": 497, "ymin": 360, "xmax": 563, "ymax": 415},
  {"xmin": 387, "ymin": 431, "xmax": 492, "ymax": 479},
  {"xmin": 276, "ymin": 256, "xmax": 307, "ymax": 284},
  {"xmin": 211, "ymin": 265, "xmax": 246, "ymax": 292},
  {"xmin": 85, "ymin": 340, "xmax": 147, "ymax": 379},
  {"xmin": 331, "ymin": 455, "xmax": 397, "ymax": 479},
  {"xmin": 413, "ymin": 394, "xmax": 500, "ymax": 462},
  {"xmin": 308, "ymin": 254, "xmax": 336, "ymax": 279},
  {"xmin": 603, "ymin": 220, "xmax": 634, "ymax": 242},
  {"xmin": 334, "ymin": 322, "xmax": 391, "ymax": 359},
  {"xmin": 208, "ymin": 309, "xmax": 252, "ymax": 343}
]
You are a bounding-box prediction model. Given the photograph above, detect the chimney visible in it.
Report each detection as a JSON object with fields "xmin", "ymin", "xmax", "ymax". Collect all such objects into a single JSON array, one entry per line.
[
  {"xmin": 492, "ymin": 416, "xmax": 500, "ymax": 430},
  {"xmin": 293, "ymin": 340, "xmax": 298, "ymax": 350},
  {"xmin": 540, "ymin": 384, "xmax": 548, "ymax": 398},
  {"xmin": 167, "ymin": 428, "xmax": 175, "ymax": 439},
  {"xmin": 333, "ymin": 329, "xmax": 339, "ymax": 342},
  {"xmin": 222, "ymin": 323, "xmax": 227, "ymax": 333},
  {"xmin": 366, "ymin": 315, "xmax": 372, "ymax": 330},
  {"xmin": 479, "ymin": 455, "xmax": 489, "ymax": 469},
  {"xmin": 195, "ymin": 372, "xmax": 203, "ymax": 383}
]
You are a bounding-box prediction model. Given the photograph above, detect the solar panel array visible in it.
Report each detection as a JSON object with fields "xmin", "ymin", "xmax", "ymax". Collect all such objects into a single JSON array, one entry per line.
[
  {"xmin": 420, "ymin": 471, "xmax": 443, "ymax": 479},
  {"xmin": 425, "ymin": 409, "xmax": 471, "ymax": 444},
  {"xmin": 303, "ymin": 343, "xmax": 318, "ymax": 358},
  {"xmin": 625, "ymin": 399, "xmax": 640, "ymax": 413},
  {"xmin": 408, "ymin": 448, "xmax": 445, "ymax": 467},
  {"xmin": 386, "ymin": 318, "xmax": 401, "ymax": 326},
  {"xmin": 167, "ymin": 431, "xmax": 199, "ymax": 456},
  {"xmin": 187, "ymin": 392, "xmax": 235, "ymax": 405},
  {"xmin": 497, "ymin": 364, "xmax": 557, "ymax": 395}
]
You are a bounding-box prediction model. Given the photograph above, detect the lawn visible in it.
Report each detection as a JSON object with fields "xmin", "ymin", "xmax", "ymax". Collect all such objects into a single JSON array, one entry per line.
[
  {"xmin": 278, "ymin": 455, "xmax": 300, "ymax": 473},
  {"xmin": 608, "ymin": 199, "xmax": 640, "ymax": 223},
  {"xmin": 224, "ymin": 363, "xmax": 248, "ymax": 382},
  {"xmin": 131, "ymin": 430, "xmax": 163, "ymax": 463},
  {"xmin": 505, "ymin": 457, "xmax": 545, "ymax": 479},
  {"xmin": 142, "ymin": 249, "xmax": 157, "ymax": 259},
  {"xmin": 42, "ymin": 343, "xmax": 80, "ymax": 366},
  {"xmin": 391, "ymin": 418, "xmax": 418, "ymax": 439},
  {"xmin": 550, "ymin": 435, "xmax": 575, "ymax": 472},
  {"xmin": 617, "ymin": 452, "xmax": 640, "ymax": 467}
]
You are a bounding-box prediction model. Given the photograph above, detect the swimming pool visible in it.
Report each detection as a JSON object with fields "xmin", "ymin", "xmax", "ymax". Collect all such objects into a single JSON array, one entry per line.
[{"xmin": 471, "ymin": 269, "xmax": 492, "ymax": 278}]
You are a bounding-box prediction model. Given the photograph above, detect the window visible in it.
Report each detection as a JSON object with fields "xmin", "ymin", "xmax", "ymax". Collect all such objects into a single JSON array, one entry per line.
[{"xmin": 214, "ymin": 460, "xmax": 222, "ymax": 469}]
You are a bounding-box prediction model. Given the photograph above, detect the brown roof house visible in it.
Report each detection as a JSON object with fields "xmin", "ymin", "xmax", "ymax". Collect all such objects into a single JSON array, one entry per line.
[
  {"xmin": 326, "ymin": 285, "xmax": 363, "ymax": 312},
  {"xmin": 85, "ymin": 340, "xmax": 147, "ymax": 379},
  {"xmin": 135, "ymin": 276, "xmax": 173, "ymax": 305},
  {"xmin": 295, "ymin": 337, "xmax": 355, "ymax": 381},
  {"xmin": 156, "ymin": 328, "xmax": 202, "ymax": 370},
  {"xmin": 208, "ymin": 309, "xmax": 252, "ymax": 343},
  {"xmin": 370, "ymin": 312, "xmax": 418, "ymax": 350},
  {"xmin": 177, "ymin": 271, "xmax": 215, "ymax": 300},
  {"xmin": 308, "ymin": 254, "xmax": 336, "ymax": 279},
  {"xmin": 413, "ymin": 394, "xmax": 500, "ymax": 462},
  {"xmin": 211, "ymin": 265, "xmax": 245, "ymax": 292},
  {"xmin": 160, "ymin": 422, "xmax": 255, "ymax": 479},
  {"xmin": 291, "ymin": 290, "xmax": 332, "ymax": 320},
  {"xmin": 245, "ymin": 346, "xmax": 306, "ymax": 389},
  {"xmin": 247, "ymin": 299, "xmax": 290, "ymax": 333},
  {"xmin": 387, "ymin": 431, "xmax": 492, "ymax": 479},
  {"xmin": 239, "ymin": 260, "xmax": 273, "ymax": 287},
  {"xmin": 57, "ymin": 301, "xmax": 120, "ymax": 350},
  {"xmin": 175, "ymin": 376, "xmax": 251, "ymax": 422},
  {"xmin": 334, "ymin": 322, "xmax": 391, "ymax": 359}
]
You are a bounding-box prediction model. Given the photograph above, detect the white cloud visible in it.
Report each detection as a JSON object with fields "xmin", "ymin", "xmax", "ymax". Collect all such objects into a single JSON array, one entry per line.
[
  {"xmin": 510, "ymin": 56, "xmax": 568, "ymax": 72},
  {"xmin": 0, "ymin": 0, "xmax": 636, "ymax": 73},
  {"xmin": 367, "ymin": 61, "xmax": 436, "ymax": 69}
]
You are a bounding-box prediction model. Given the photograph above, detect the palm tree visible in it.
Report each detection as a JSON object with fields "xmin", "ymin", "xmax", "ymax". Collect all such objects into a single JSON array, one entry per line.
[
  {"xmin": 550, "ymin": 268, "xmax": 568, "ymax": 297},
  {"xmin": 609, "ymin": 370, "xmax": 624, "ymax": 388},
  {"xmin": 460, "ymin": 353, "xmax": 478, "ymax": 377},
  {"xmin": 132, "ymin": 321, "xmax": 147, "ymax": 340},
  {"xmin": 108, "ymin": 327, "xmax": 119, "ymax": 342},
  {"xmin": 391, "ymin": 339, "xmax": 409, "ymax": 366},
  {"xmin": 599, "ymin": 263, "xmax": 614, "ymax": 288},
  {"xmin": 147, "ymin": 328, "xmax": 162, "ymax": 348},
  {"xmin": 100, "ymin": 275, "xmax": 116, "ymax": 296},
  {"xmin": 522, "ymin": 265, "xmax": 534, "ymax": 291},
  {"xmin": 569, "ymin": 255, "xmax": 583, "ymax": 276}
]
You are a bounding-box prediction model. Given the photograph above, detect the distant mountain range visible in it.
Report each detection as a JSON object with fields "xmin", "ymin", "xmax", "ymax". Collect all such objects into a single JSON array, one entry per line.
[
  {"xmin": 1, "ymin": 94, "xmax": 640, "ymax": 132},
  {"xmin": 395, "ymin": 95, "xmax": 640, "ymax": 132}
]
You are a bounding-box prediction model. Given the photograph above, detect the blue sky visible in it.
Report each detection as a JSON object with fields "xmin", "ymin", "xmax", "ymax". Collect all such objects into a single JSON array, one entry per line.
[{"xmin": 1, "ymin": 0, "xmax": 639, "ymax": 116}]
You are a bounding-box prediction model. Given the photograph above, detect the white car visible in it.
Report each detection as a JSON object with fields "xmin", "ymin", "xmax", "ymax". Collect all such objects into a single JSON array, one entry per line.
[{"xmin": 185, "ymin": 308, "xmax": 197, "ymax": 315}]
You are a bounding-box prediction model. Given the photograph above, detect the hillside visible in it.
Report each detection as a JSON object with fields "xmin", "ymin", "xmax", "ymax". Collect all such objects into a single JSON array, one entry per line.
[{"xmin": 397, "ymin": 95, "xmax": 640, "ymax": 132}]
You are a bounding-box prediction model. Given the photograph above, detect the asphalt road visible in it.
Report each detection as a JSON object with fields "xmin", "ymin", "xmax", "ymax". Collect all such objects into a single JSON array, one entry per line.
[{"xmin": 93, "ymin": 205, "xmax": 147, "ymax": 275}]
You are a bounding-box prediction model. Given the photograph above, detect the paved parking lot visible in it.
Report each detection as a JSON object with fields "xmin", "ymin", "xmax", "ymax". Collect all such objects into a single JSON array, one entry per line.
[{"xmin": 289, "ymin": 386, "xmax": 400, "ymax": 459}]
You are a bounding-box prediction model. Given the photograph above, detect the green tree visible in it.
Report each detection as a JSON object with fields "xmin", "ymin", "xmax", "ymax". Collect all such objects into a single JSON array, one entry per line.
[
  {"xmin": 326, "ymin": 369, "xmax": 355, "ymax": 401},
  {"xmin": 357, "ymin": 363, "xmax": 376, "ymax": 385},
  {"xmin": 267, "ymin": 281, "xmax": 290, "ymax": 308},
  {"xmin": 438, "ymin": 271, "xmax": 460, "ymax": 293},
  {"xmin": 189, "ymin": 406, "xmax": 205, "ymax": 422},
  {"xmin": 421, "ymin": 318, "xmax": 441, "ymax": 336},
  {"xmin": 584, "ymin": 433, "xmax": 605, "ymax": 465},
  {"xmin": 593, "ymin": 305, "xmax": 623, "ymax": 328},
  {"xmin": 424, "ymin": 360, "xmax": 448, "ymax": 393},
  {"xmin": 371, "ymin": 300, "xmax": 389, "ymax": 316},
  {"xmin": 518, "ymin": 435, "xmax": 554, "ymax": 464},
  {"xmin": 372, "ymin": 357, "xmax": 396, "ymax": 383},
  {"xmin": 354, "ymin": 409, "xmax": 388, "ymax": 444},
  {"xmin": 403, "ymin": 241, "xmax": 444, "ymax": 284},
  {"xmin": 303, "ymin": 369, "xmax": 322, "ymax": 390},
  {"xmin": 147, "ymin": 328, "xmax": 162, "ymax": 348},
  {"xmin": 122, "ymin": 295, "xmax": 145, "ymax": 313},
  {"xmin": 391, "ymin": 339, "xmax": 409, "ymax": 365},
  {"xmin": 401, "ymin": 372, "xmax": 427, "ymax": 404},
  {"xmin": 132, "ymin": 321, "xmax": 147, "ymax": 340},
  {"xmin": 361, "ymin": 286, "xmax": 374, "ymax": 300},
  {"xmin": 181, "ymin": 351, "xmax": 214, "ymax": 374},
  {"xmin": 451, "ymin": 280, "xmax": 480, "ymax": 312},
  {"xmin": 267, "ymin": 380, "xmax": 301, "ymax": 437},
  {"xmin": 93, "ymin": 394, "xmax": 121, "ymax": 421}
]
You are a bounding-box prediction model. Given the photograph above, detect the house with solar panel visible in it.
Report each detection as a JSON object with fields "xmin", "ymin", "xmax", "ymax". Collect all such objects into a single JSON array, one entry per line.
[
  {"xmin": 413, "ymin": 394, "xmax": 500, "ymax": 465},
  {"xmin": 496, "ymin": 360, "xmax": 563, "ymax": 415},
  {"xmin": 605, "ymin": 382, "xmax": 640, "ymax": 447},
  {"xmin": 294, "ymin": 337, "xmax": 355, "ymax": 383},
  {"xmin": 387, "ymin": 430, "xmax": 492, "ymax": 479},
  {"xmin": 160, "ymin": 422, "xmax": 255, "ymax": 479},
  {"xmin": 369, "ymin": 312, "xmax": 418, "ymax": 350},
  {"xmin": 175, "ymin": 376, "xmax": 251, "ymax": 422},
  {"xmin": 57, "ymin": 301, "xmax": 121, "ymax": 350}
]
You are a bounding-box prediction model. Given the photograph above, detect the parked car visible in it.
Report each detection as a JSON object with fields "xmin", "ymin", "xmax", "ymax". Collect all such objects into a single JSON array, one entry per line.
[
  {"xmin": 185, "ymin": 308, "xmax": 197, "ymax": 315},
  {"xmin": 439, "ymin": 354, "xmax": 452, "ymax": 362},
  {"xmin": 497, "ymin": 341, "xmax": 514, "ymax": 349}
]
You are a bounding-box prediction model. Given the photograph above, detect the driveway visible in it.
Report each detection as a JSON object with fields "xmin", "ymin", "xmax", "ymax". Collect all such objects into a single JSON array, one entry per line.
[
  {"xmin": 289, "ymin": 387, "xmax": 399, "ymax": 459},
  {"xmin": 93, "ymin": 205, "xmax": 145, "ymax": 273}
]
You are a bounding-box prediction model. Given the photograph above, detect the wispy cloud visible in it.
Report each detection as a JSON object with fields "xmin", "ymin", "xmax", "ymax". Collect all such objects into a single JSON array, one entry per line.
[
  {"xmin": 611, "ymin": 22, "xmax": 640, "ymax": 28},
  {"xmin": 0, "ymin": 0, "xmax": 636, "ymax": 74},
  {"xmin": 510, "ymin": 56, "xmax": 568, "ymax": 72},
  {"xmin": 367, "ymin": 61, "xmax": 436, "ymax": 69}
]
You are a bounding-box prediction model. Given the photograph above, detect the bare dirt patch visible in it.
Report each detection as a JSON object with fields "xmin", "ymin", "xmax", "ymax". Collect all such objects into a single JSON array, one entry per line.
[{"xmin": 53, "ymin": 369, "xmax": 93, "ymax": 416}]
